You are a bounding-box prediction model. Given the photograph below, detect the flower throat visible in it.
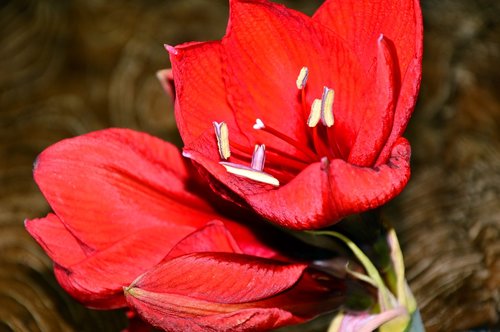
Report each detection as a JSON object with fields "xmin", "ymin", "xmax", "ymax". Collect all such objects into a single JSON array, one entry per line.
[{"xmin": 213, "ymin": 67, "xmax": 336, "ymax": 187}]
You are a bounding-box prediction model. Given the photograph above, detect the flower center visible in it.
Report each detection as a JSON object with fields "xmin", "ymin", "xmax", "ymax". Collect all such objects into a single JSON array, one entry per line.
[{"xmin": 213, "ymin": 67, "xmax": 336, "ymax": 187}]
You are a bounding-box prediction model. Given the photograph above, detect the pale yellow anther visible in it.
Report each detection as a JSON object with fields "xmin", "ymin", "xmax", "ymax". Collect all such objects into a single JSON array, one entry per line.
[
  {"xmin": 321, "ymin": 87, "xmax": 335, "ymax": 127},
  {"xmin": 213, "ymin": 121, "xmax": 231, "ymax": 160},
  {"xmin": 220, "ymin": 162, "xmax": 280, "ymax": 187},
  {"xmin": 296, "ymin": 66, "xmax": 309, "ymax": 90},
  {"xmin": 307, "ymin": 98, "xmax": 322, "ymax": 127}
]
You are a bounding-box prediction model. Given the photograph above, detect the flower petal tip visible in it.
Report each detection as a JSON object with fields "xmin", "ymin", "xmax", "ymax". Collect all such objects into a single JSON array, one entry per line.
[
  {"xmin": 164, "ymin": 44, "xmax": 178, "ymax": 55},
  {"xmin": 182, "ymin": 150, "xmax": 193, "ymax": 159}
]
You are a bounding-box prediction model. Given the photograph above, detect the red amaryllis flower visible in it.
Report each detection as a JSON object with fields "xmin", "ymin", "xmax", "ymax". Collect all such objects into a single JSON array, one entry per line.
[
  {"xmin": 167, "ymin": 0, "xmax": 423, "ymax": 229},
  {"xmin": 125, "ymin": 220, "xmax": 344, "ymax": 332},
  {"xmin": 25, "ymin": 128, "xmax": 279, "ymax": 309}
]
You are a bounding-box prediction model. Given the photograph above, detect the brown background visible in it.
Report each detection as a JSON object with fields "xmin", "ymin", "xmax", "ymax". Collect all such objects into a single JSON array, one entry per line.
[{"xmin": 0, "ymin": 0, "xmax": 499, "ymax": 331}]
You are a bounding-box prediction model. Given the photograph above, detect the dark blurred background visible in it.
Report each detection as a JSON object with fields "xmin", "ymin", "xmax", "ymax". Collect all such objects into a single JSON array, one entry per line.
[{"xmin": 0, "ymin": 0, "xmax": 498, "ymax": 331}]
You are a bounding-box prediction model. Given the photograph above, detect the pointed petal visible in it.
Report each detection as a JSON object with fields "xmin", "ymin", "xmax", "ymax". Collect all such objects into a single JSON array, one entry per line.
[
  {"xmin": 314, "ymin": 0, "xmax": 423, "ymax": 158},
  {"xmin": 126, "ymin": 252, "xmax": 344, "ymax": 331},
  {"xmin": 53, "ymin": 264, "xmax": 127, "ymax": 309},
  {"xmin": 25, "ymin": 214, "xmax": 88, "ymax": 268},
  {"xmin": 170, "ymin": 41, "xmax": 249, "ymax": 147},
  {"xmin": 165, "ymin": 220, "xmax": 243, "ymax": 260},
  {"xmin": 221, "ymin": 0, "xmax": 367, "ymax": 157},
  {"xmin": 347, "ymin": 36, "xmax": 396, "ymax": 167},
  {"xmin": 53, "ymin": 225, "xmax": 192, "ymax": 308},
  {"xmin": 156, "ymin": 68, "xmax": 175, "ymax": 101},
  {"xmin": 376, "ymin": 57, "xmax": 422, "ymax": 165},
  {"xmin": 34, "ymin": 128, "xmax": 220, "ymax": 249}
]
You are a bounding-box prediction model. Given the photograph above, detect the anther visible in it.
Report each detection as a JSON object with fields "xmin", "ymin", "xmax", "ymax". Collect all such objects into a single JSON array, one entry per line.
[
  {"xmin": 213, "ymin": 121, "xmax": 231, "ymax": 159},
  {"xmin": 307, "ymin": 98, "xmax": 322, "ymax": 127},
  {"xmin": 296, "ymin": 66, "xmax": 309, "ymax": 90},
  {"xmin": 250, "ymin": 144, "xmax": 266, "ymax": 171},
  {"xmin": 321, "ymin": 87, "xmax": 335, "ymax": 127}
]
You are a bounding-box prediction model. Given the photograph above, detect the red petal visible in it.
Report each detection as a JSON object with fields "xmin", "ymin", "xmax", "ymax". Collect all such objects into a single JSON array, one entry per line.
[
  {"xmin": 376, "ymin": 57, "xmax": 421, "ymax": 165},
  {"xmin": 347, "ymin": 36, "xmax": 396, "ymax": 167},
  {"xmin": 221, "ymin": 0, "xmax": 368, "ymax": 157},
  {"xmin": 127, "ymin": 293, "xmax": 300, "ymax": 332},
  {"xmin": 126, "ymin": 253, "xmax": 345, "ymax": 331},
  {"xmin": 314, "ymin": 0, "xmax": 423, "ymax": 160},
  {"xmin": 246, "ymin": 139, "xmax": 410, "ymax": 229},
  {"xmin": 54, "ymin": 225, "xmax": 191, "ymax": 308},
  {"xmin": 165, "ymin": 220, "xmax": 242, "ymax": 260},
  {"xmin": 34, "ymin": 128, "xmax": 221, "ymax": 249},
  {"xmin": 125, "ymin": 252, "xmax": 308, "ymax": 331},
  {"xmin": 313, "ymin": 0, "xmax": 422, "ymax": 80},
  {"xmin": 170, "ymin": 41, "xmax": 249, "ymax": 147},
  {"xmin": 54, "ymin": 264, "xmax": 127, "ymax": 309},
  {"xmin": 129, "ymin": 252, "xmax": 306, "ymax": 303},
  {"xmin": 25, "ymin": 214, "xmax": 88, "ymax": 268}
]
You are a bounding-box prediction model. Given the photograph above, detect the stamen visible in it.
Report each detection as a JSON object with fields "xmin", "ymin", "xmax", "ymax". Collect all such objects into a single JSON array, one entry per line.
[
  {"xmin": 250, "ymin": 144, "xmax": 266, "ymax": 171},
  {"xmin": 321, "ymin": 87, "xmax": 335, "ymax": 127},
  {"xmin": 253, "ymin": 118, "xmax": 317, "ymax": 161},
  {"xmin": 213, "ymin": 121, "xmax": 231, "ymax": 160},
  {"xmin": 219, "ymin": 162, "xmax": 280, "ymax": 187},
  {"xmin": 307, "ymin": 98, "xmax": 322, "ymax": 127},
  {"xmin": 296, "ymin": 66, "xmax": 309, "ymax": 90}
]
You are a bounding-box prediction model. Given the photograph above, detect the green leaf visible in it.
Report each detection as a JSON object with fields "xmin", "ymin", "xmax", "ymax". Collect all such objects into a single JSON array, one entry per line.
[{"xmin": 387, "ymin": 229, "xmax": 417, "ymax": 312}]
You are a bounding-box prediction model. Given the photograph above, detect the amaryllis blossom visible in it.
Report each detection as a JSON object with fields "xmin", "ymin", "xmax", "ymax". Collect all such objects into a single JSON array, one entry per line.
[
  {"xmin": 126, "ymin": 221, "xmax": 344, "ymax": 331},
  {"xmin": 25, "ymin": 128, "xmax": 281, "ymax": 309},
  {"xmin": 25, "ymin": 128, "xmax": 345, "ymax": 331},
  {"xmin": 166, "ymin": 0, "xmax": 423, "ymax": 229}
]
